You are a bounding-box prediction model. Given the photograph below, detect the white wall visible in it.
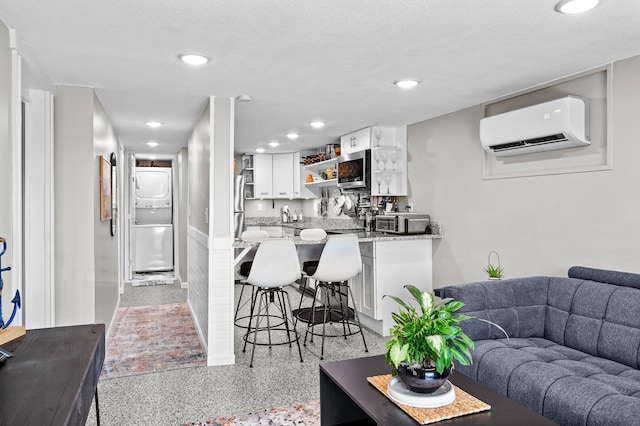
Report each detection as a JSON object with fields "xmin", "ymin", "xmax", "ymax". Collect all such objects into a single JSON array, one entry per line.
[
  {"xmin": 54, "ymin": 85, "xmax": 96, "ymax": 325},
  {"xmin": 54, "ymin": 85, "xmax": 120, "ymax": 328},
  {"xmin": 406, "ymin": 54, "xmax": 640, "ymax": 288},
  {"xmin": 93, "ymin": 96, "xmax": 119, "ymax": 328},
  {"xmin": 177, "ymin": 147, "xmax": 189, "ymax": 284},
  {"xmin": 0, "ymin": 20, "xmax": 14, "ymax": 322},
  {"xmin": 187, "ymin": 97, "xmax": 236, "ymax": 366},
  {"xmin": 188, "ymin": 102, "xmax": 210, "ymax": 235},
  {"xmin": 187, "ymin": 102, "xmax": 210, "ymax": 352},
  {"xmin": 207, "ymin": 96, "xmax": 235, "ymax": 365}
]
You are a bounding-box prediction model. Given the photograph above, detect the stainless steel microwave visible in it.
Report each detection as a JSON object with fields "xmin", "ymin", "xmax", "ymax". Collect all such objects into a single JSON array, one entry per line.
[
  {"xmin": 375, "ymin": 213, "xmax": 431, "ymax": 234},
  {"xmin": 337, "ymin": 150, "xmax": 370, "ymax": 189}
]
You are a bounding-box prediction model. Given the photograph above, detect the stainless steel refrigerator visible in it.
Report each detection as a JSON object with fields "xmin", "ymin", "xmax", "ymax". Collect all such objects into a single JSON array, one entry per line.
[{"xmin": 234, "ymin": 175, "xmax": 245, "ymax": 238}]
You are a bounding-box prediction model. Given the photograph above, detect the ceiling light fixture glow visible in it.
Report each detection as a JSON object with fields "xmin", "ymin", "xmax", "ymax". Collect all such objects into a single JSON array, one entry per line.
[
  {"xmin": 145, "ymin": 121, "xmax": 163, "ymax": 128},
  {"xmin": 268, "ymin": 141, "xmax": 280, "ymax": 147},
  {"xmin": 256, "ymin": 147, "xmax": 266, "ymax": 153},
  {"xmin": 555, "ymin": 0, "xmax": 601, "ymax": 14},
  {"xmin": 286, "ymin": 132, "xmax": 299, "ymax": 140},
  {"xmin": 310, "ymin": 121, "xmax": 325, "ymax": 129},
  {"xmin": 394, "ymin": 79, "xmax": 421, "ymax": 89},
  {"xmin": 146, "ymin": 141, "xmax": 159, "ymax": 147},
  {"xmin": 179, "ymin": 53, "xmax": 209, "ymax": 65}
]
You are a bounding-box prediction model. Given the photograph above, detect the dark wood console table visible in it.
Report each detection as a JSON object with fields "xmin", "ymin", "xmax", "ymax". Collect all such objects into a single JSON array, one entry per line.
[
  {"xmin": 320, "ymin": 355, "xmax": 556, "ymax": 425},
  {"xmin": 0, "ymin": 324, "xmax": 105, "ymax": 425}
]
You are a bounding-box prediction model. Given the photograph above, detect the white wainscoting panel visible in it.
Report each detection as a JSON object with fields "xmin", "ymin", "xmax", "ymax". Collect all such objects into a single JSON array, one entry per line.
[
  {"xmin": 188, "ymin": 226, "xmax": 209, "ymax": 353},
  {"xmin": 206, "ymin": 242, "xmax": 235, "ymax": 366}
]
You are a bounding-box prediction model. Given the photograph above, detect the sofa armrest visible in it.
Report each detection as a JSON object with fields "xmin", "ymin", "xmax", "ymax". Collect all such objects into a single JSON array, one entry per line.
[{"xmin": 440, "ymin": 277, "xmax": 549, "ymax": 340}]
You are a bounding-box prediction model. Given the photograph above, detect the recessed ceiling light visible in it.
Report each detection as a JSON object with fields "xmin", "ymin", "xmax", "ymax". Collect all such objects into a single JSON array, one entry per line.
[
  {"xmin": 555, "ymin": 0, "xmax": 601, "ymax": 13},
  {"xmin": 286, "ymin": 132, "xmax": 299, "ymax": 140},
  {"xmin": 178, "ymin": 53, "xmax": 209, "ymax": 65},
  {"xmin": 236, "ymin": 95, "xmax": 253, "ymax": 102},
  {"xmin": 310, "ymin": 121, "xmax": 325, "ymax": 129},
  {"xmin": 256, "ymin": 147, "xmax": 266, "ymax": 153},
  {"xmin": 146, "ymin": 141, "xmax": 159, "ymax": 147},
  {"xmin": 394, "ymin": 79, "xmax": 421, "ymax": 89},
  {"xmin": 145, "ymin": 121, "xmax": 163, "ymax": 128},
  {"xmin": 268, "ymin": 141, "xmax": 280, "ymax": 147}
]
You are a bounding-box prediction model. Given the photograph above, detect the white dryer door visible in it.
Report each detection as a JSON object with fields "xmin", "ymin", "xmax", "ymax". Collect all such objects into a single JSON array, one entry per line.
[{"xmin": 134, "ymin": 224, "xmax": 174, "ymax": 272}]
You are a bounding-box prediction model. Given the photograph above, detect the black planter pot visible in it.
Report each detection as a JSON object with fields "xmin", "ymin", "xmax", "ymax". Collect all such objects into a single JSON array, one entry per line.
[{"xmin": 396, "ymin": 363, "xmax": 452, "ymax": 394}]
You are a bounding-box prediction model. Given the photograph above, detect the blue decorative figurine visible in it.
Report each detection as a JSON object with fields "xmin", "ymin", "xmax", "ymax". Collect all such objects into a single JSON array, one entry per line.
[{"xmin": 0, "ymin": 237, "xmax": 21, "ymax": 330}]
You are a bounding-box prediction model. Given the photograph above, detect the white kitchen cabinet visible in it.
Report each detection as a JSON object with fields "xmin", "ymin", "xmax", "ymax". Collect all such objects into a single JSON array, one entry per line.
[
  {"xmin": 359, "ymin": 246, "xmax": 377, "ymax": 318},
  {"xmin": 272, "ymin": 153, "xmax": 294, "ymax": 198},
  {"xmin": 350, "ymin": 242, "xmax": 376, "ymax": 318},
  {"xmin": 253, "ymin": 154, "xmax": 273, "ymax": 199},
  {"xmin": 340, "ymin": 127, "xmax": 372, "ymax": 155},
  {"xmin": 340, "ymin": 125, "xmax": 400, "ymax": 155},
  {"xmin": 250, "ymin": 153, "xmax": 315, "ymax": 199},
  {"xmin": 354, "ymin": 238, "xmax": 433, "ymax": 336},
  {"xmin": 293, "ymin": 152, "xmax": 318, "ymax": 198}
]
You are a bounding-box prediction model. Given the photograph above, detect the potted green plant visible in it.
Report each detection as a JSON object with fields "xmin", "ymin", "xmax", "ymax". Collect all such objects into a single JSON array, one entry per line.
[
  {"xmin": 384, "ymin": 285, "xmax": 508, "ymax": 394},
  {"xmin": 484, "ymin": 264, "xmax": 504, "ymax": 280},
  {"xmin": 383, "ymin": 285, "xmax": 475, "ymax": 394},
  {"xmin": 485, "ymin": 250, "xmax": 503, "ymax": 280}
]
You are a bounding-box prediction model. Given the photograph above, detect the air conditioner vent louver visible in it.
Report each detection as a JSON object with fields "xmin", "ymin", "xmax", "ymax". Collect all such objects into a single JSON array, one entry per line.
[
  {"xmin": 480, "ymin": 97, "xmax": 590, "ymax": 157},
  {"xmin": 489, "ymin": 133, "xmax": 567, "ymax": 152}
]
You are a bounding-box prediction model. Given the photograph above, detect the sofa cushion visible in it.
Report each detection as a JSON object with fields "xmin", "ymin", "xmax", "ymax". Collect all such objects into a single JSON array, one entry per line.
[
  {"xmin": 568, "ymin": 266, "xmax": 640, "ymax": 290},
  {"xmin": 599, "ymin": 287, "xmax": 640, "ymax": 369},
  {"xmin": 458, "ymin": 338, "xmax": 640, "ymax": 425},
  {"xmin": 543, "ymin": 278, "xmax": 640, "ymax": 369},
  {"xmin": 441, "ymin": 277, "xmax": 548, "ymax": 340}
]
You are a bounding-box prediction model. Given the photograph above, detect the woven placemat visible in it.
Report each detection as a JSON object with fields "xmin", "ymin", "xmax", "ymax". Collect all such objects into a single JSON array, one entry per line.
[{"xmin": 367, "ymin": 374, "xmax": 491, "ymax": 425}]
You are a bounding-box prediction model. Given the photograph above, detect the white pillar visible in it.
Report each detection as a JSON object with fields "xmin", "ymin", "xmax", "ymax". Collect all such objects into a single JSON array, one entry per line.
[{"xmin": 206, "ymin": 96, "xmax": 235, "ymax": 365}]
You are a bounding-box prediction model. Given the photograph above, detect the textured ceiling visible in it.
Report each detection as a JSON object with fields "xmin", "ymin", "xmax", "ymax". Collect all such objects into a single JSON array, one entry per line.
[{"xmin": 1, "ymin": 0, "xmax": 639, "ymax": 155}]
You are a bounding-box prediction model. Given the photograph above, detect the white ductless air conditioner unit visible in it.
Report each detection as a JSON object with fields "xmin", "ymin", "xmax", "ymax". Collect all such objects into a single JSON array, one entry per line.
[{"xmin": 480, "ymin": 96, "xmax": 590, "ymax": 157}]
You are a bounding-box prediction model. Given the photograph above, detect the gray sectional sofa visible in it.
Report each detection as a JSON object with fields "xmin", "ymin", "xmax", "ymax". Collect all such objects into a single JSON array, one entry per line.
[{"xmin": 440, "ymin": 266, "xmax": 640, "ymax": 426}]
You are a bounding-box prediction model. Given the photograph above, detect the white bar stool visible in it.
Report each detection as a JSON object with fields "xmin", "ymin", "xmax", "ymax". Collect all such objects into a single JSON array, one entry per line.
[
  {"xmin": 234, "ymin": 230, "xmax": 269, "ymax": 329},
  {"xmin": 303, "ymin": 233, "xmax": 369, "ymax": 360},
  {"xmin": 243, "ymin": 238, "xmax": 303, "ymax": 367}
]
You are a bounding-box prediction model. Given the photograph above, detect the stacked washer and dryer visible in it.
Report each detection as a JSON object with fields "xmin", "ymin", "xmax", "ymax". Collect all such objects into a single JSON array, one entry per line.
[{"xmin": 134, "ymin": 166, "xmax": 174, "ymax": 272}]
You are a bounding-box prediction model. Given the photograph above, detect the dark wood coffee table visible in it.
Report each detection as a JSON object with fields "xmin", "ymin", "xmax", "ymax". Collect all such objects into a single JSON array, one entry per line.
[
  {"xmin": 0, "ymin": 324, "xmax": 105, "ymax": 425},
  {"xmin": 320, "ymin": 355, "xmax": 556, "ymax": 425}
]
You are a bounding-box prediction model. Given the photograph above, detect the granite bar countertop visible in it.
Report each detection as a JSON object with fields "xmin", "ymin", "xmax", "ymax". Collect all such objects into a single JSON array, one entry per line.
[
  {"xmin": 234, "ymin": 218, "xmax": 442, "ymax": 248},
  {"xmin": 245, "ymin": 216, "xmax": 363, "ymax": 230}
]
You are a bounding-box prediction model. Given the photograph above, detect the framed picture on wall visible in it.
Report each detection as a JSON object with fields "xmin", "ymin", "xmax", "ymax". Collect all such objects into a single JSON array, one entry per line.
[{"xmin": 100, "ymin": 155, "xmax": 112, "ymax": 221}]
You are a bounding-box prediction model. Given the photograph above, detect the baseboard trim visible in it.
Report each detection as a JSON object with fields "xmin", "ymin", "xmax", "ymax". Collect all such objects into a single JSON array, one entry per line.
[
  {"xmin": 105, "ymin": 296, "xmax": 121, "ymax": 345},
  {"xmin": 175, "ymin": 273, "xmax": 189, "ymax": 289},
  {"xmin": 206, "ymin": 353, "xmax": 235, "ymax": 366},
  {"xmin": 188, "ymin": 298, "xmax": 207, "ymax": 356}
]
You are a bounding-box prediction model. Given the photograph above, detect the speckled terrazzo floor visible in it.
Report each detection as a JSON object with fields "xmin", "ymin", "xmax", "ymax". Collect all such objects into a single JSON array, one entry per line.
[{"xmin": 86, "ymin": 282, "xmax": 388, "ymax": 425}]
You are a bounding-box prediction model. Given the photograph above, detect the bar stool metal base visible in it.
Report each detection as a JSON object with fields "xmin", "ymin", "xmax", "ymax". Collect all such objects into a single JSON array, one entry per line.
[
  {"xmin": 303, "ymin": 281, "xmax": 369, "ymax": 360},
  {"xmin": 242, "ymin": 286, "xmax": 304, "ymax": 368}
]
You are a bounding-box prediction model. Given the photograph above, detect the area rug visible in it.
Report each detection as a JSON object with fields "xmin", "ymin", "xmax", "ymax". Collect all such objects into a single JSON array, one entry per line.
[
  {"xmin": 101, "ymin": 302, "xmax": 206, "ymax": 379},
  {"xmin": 184, "ymin": 400, "xmax": 320, "ymax": 426}
]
